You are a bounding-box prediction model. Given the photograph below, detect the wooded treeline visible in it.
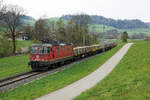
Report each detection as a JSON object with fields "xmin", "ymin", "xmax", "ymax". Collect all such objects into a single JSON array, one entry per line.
[{"xmin": 23, "ymin": 14, "xmax": 99, "ymax": 46}]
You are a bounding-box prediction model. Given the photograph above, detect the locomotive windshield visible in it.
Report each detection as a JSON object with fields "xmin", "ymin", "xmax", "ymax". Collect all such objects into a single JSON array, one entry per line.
[
  {"xmin": 30, "ymin": 47, "xmax": 38, "ymax": 54},
  {"xmin": 39, "ymin": 47, "xmax": 50, "ymax": 54}
]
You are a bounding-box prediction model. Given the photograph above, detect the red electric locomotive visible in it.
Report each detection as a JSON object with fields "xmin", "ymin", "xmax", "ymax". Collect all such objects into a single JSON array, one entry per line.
[
  {"xmin": 29, "ymin": 42, "xmax": 74, "ymax": 71},
  {"xmin": 29, "ymin": 40, "xmax": 117, "ymax": 71}
]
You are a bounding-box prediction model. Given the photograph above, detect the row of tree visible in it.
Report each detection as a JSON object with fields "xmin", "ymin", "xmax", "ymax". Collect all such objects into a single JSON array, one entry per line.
[{"xmin": 23, "ymin": 15, "xmax": 100, "ymax": 47}]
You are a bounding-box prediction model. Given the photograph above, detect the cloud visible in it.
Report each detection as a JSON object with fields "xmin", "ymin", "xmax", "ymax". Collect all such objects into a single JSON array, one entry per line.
[{"xmin": 4, "ymin": 0, "xmax": 150, "ymax": 22}]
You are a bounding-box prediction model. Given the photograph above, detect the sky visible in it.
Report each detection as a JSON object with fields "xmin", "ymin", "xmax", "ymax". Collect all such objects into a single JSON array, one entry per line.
[{"xmin": 4, "ymin": 0, "xmax": 150, "ymax": 22}]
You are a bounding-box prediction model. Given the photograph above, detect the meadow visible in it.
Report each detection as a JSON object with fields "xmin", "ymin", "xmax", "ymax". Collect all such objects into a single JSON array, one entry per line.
[
  {"xmin": 0, "ymin": 55, "xmax": 31, "ymax": 79},
  {"xmin": 88, "ymin": 24, "xmax": 116, "ymax": 33},
  {"xmin": 0, "ymin": 43, "xmax": 123, "ymax": 100},
  {"xmin": 89, "ymin": 24, "xmax": 150, "ymax": 35},
  {"xmin": 120, "ymin": 28, "xmax": 150, "ymax": 35},
  {"xmin": 74, "ymin": 40, "xmax": 150, "ymax": 100},
  {"xmin": 16, "ymin": 40, "xmax": 33, "ymax": 51},
  {"xmin": 0, "ymin": 40, "xmax": 33, "ymax": 79}
]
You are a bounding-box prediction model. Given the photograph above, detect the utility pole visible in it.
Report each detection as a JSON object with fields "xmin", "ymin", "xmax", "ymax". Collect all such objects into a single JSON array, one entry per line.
[
  {"xmin": 102, "ymin": 24, "xmax": 105, "ymax": 52},
  {"xmin": 83, "ymin": 32, "xmax": 85, "ymax": 46},
  {"xmin": 82, "ymin": 25, "xmax": 86, "ymax": 46}
]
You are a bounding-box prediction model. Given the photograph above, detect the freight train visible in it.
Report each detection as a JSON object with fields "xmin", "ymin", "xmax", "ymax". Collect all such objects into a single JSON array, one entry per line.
[{"xmin": 28, "ymin": 41, "xmax": 117, "ymax": 71}]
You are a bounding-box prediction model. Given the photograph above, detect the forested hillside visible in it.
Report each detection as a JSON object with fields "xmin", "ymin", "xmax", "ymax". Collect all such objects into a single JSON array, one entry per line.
[
  {"xmin": 62, "ymin": 15, "xmax": 148, "ymax": 29},
  {"xmin": 146, "ymin": 22, "xmax": 150, "ymax": 28},
  {"xmin": 21, "ymin": 15, "xmax": 35, "ymax": 26}
]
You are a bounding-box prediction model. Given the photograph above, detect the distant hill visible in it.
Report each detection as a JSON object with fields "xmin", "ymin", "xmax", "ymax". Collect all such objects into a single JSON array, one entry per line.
[
  {"xmin": 21, "ymin": 15, "xmax": 35, "ymax": 21},
  {"xmin": 18, "ymin": 16, "xmax": 150, "ymax": 35},
  {"xmin": 45, "ymin": 17, "xmax": 150, "ymax": 35},
  {"xmin": 0, "ymin": 15, "xmax": 35, "ymax": 32},
  {"xmin": 146, "ymin": 22, "xmax": 150, "ymax": 28},
  {"xmin": 21, "ymin": 15, "xmax": 36, "ymax": 26},
  {"xmin": 47, "ymin": 17, "xmax": 59, "ymax": 22},
  {"xmin": 62, "ymin": 15, "xmax": 148, "ymax": 29}
]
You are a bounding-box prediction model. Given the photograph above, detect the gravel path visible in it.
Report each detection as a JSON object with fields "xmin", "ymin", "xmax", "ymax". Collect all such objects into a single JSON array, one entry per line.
[{"xmin": 36, "ymin": 43, "xmax": 133, "ymax": 100}]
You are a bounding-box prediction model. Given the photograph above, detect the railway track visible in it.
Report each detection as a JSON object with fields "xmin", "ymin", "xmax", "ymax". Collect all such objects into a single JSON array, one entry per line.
[
  {"xmin": 0, "ymin": 71, "xmax": 41, "ymax": 88},
  {"xmin": 0, "ymin": 52, "xmax": 102, "ymax": 93},
  {"xmin": 0, "ymin": 71, "xmax": 44, "ymax": 93}
]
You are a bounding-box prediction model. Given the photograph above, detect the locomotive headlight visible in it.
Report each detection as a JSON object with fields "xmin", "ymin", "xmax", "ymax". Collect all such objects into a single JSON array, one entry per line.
[{"xmin": 36, "ymin": 55, "xmax": 39, "ymax": 58}]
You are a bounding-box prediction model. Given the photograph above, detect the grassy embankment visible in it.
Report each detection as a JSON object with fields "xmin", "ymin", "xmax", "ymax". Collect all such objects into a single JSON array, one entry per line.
[
  {"xmin": 0, "ymin": 41, "xmax": 33, "ymax": 79},
  {"xmin": 0, "ymin": 55, "xmax": 31, "ymax": 80},
  {"xmin": 16, "ymin": 40, "xmax": 33, "ymax": 51},
  {"xmin": 74, "ymin": 40, "xmax": 150, "ymax": 100},
  {"xmin": 0, "ymin": 43, "xmax": 124, "ymax": 100}
]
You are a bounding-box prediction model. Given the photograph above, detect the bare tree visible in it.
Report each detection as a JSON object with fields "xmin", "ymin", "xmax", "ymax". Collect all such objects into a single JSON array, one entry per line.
[
  {"xmin": 34, "ymin": 18, "xmax": 56, "ymax": 41},
  {"xmin": 0, "ymin": 0, "xmax": 6, "ymax": 20},
  {"xmin": 56, "ymin": 18, "xmax": 66, "ymax": 42},
  {"xmin": 4, "ymin": 4, "xmax": 25, "ymax": 54}
]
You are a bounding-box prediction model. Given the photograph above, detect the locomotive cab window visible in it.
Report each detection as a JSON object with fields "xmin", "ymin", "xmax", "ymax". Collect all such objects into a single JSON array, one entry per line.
[
  {"xmin": 68, "ymin": 46, "xmax": 70, "ymax": 51},
  {"xmin": 39, "ymin": 47, "xmax": 50, "ymax": 54},
  {"xmin": 56, "ymin": 47, "xmax": 59, "ymax": 52},
  {"xmin": 51, "ymin": 48, "xmax": 53, "ymax": 53},
  {"xmin": 39, "ymin": 47, "xmax": 43, "ymax": 54},
  {"xmin": 62, "ymin": 46, "xmax": 65, "ymax": 52},
  {"xmin": 30, "ymin": 47, "xmax": 38, "ymax": 54},
  {"xmin": 44, "ymin": 47, "xmax": 47, "ymax": 54},
  {"xmin": 47, "ymin": 47, "xmax": 50, "ymax": 54}
]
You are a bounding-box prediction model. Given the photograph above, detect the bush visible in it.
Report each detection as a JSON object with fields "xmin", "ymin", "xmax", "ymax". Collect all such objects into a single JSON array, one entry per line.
[
  {"xmin": 0, "ymin": 32, "xmax": 13, "ymax": 57},
  {"xmin": 144, "ymin": 35, "xmax": 150, "ymax": 41},
  {"xmin": 32, "ymin": 39, "xmax": 41, "ymax": 43},
  {"xmin": 121, "ymin": 31, "xmax": 128, "ymax": 43}
]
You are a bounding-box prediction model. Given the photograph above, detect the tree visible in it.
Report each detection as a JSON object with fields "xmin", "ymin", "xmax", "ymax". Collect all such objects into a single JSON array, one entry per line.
[
  {"xmin": 22, "ymin": 25, "xmax": 34, "ymax": 40},
  {"xmin": 121, "ymin": 31, "xmax": 128, "ymax": 42},
  {"xmin": 0, "ymin": 32, "xmax": 13, "ymax": 57},
  {"xmin": 3, "ymin": 4, "xmax": 25, "ymax": 54},
  {"xmin": 56, "ymin": 18, "xmax": 66, "ymax": 42},
  {"xmin": 71, "ymin": 14, "xmax": 91, "ymax": 46},
  {"xmin": 65, "ymin": 20, "xmax": 75, "ymax": 43},
  {"xmin": 34, "ymin": 18, "xmax": 56, "ymax": 40},
  {"xmin": 0, "ymin": 0, "xmax": 6, "ymax": 20}
]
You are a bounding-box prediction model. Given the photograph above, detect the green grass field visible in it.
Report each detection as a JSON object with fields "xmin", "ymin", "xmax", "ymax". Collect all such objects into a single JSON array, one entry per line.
[
  {"xmin": 0, "ymin": 44, "xmax": 123, "ymax": 100},
  {"xmin": 74, "ymin": 40, "xmax": 150, "ymax": 100},
  {"xmin": 0, "ymin": 40, "xmax": 33, "ymax": 79},
  {"xmin": 16, "ymin": 40, "xmax": 33, "ymax": 51},
  {"xmin": 47, "ymin": 17, "xmax": 59, "ymax": 22},
  {"xmin": 88, "ymin": 24, "xmax": 116, "ymax": 33},
  {"xmin": 89, "ymin": 24, "xmax": 150, "ymax": 35},
  {"xmin": 23, "ymin": 19, "xmax": 35, "ymax": 26},
  {"xmin": 120, "ymin": 28, "xmax": 150, "ymax": 35},
  {"xmin": 0, "ymin": 55, "xmax": 31, "ymax": 79}
]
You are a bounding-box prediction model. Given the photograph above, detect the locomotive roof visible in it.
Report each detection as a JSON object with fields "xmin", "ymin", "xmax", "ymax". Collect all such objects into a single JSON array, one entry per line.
[
  {"xmin": 30, "ymin": 43, "xmax": 72, "ymax": 47},
  {"xmin": 31, "ymin": 44, "xmax": 52, "ymax": 47}
]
